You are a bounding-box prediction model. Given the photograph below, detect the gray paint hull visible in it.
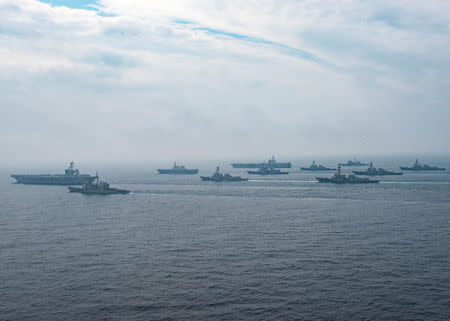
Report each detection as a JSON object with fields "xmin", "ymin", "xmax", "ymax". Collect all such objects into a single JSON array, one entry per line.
[{"xmin": 11, "ymin": 175, "xmax": 95, "ymax": 185}]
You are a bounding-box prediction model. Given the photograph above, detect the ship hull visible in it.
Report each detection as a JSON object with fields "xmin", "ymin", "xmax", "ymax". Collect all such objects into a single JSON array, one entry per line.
[
  {"xmin": 200, "ymin": 176, "xmax": 248, "ymax": 182},
  {"xmin": 231, "ymin": 162, "xmax": 291, "ymax": 168},
  {"xmin": 316, "ymin": 177, "xmax": 379, "ymax": 184},
  {"xmin": 157, "ymin": 169, "xmax": 198, "ymax": 174},
  {"xmin": 400, "ymin": 167, "xmax": 445, "ymax": 171},
  {"xmin": 11, "ymin": 175, "xmax": 95, "ymax": 185},
  {"xmin": 301, "ymin": 168, "xmax": 335, "ymax": 171},
  {"xmin": 352, "ymin": 171, "xmax": 402, "ymax": 176},
  {"xmin": 247, "ymin": 171, "xmax": 289, "ymax": 175},
  {"xmin": 68, "ymin": 187, "xmax": 129, "ymax": 194}
]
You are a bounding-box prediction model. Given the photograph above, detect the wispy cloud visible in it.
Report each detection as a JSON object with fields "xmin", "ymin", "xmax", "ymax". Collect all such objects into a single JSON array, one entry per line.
[{"xmin": 0, "ymin": 0, "xmax": 449, "ymax": 163}]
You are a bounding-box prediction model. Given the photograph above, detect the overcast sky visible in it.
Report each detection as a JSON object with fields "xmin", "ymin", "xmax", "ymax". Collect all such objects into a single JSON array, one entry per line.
[{"xmin": 1, "ymin": 0, "xmax": 449, "ymax": 164}]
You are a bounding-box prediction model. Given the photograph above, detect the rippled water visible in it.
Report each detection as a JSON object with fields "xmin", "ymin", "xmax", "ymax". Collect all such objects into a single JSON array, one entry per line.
[{"xmin": 1, "ymin": 158, "xmax": 450, "ymax": 320}]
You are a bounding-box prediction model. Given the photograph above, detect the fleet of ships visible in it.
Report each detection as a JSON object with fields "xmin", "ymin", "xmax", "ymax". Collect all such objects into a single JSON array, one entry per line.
[{"xmin": 9, "ymin": 158, "xmax": 446, "ymax": 194}]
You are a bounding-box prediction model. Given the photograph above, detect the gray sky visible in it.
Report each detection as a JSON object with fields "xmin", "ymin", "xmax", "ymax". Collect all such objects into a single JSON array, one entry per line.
[{"xmin": 1, "ymin": 0, "xmax": 450, "ymax": 164}]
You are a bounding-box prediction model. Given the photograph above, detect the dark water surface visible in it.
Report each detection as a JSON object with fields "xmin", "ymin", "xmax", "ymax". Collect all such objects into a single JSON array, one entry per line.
[{"xmin": 1, "ymin": 158, "xmax": 450, "ymax": 320}]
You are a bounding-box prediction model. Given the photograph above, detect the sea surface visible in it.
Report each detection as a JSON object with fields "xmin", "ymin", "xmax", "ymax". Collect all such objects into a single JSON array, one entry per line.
[{"xmin": 1, "ymin": 157, "xmax": 450, "ymax": 320}]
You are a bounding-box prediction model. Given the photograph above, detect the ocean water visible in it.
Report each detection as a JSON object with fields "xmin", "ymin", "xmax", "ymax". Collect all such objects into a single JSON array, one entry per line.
[{"xmin": 1, "ymin": 157, "xmax": 450, "ymax": 320}]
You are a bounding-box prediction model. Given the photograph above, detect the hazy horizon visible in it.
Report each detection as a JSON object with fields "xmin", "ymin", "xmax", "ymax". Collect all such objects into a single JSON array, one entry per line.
[
  {"xmin": 2, "ymin": 0, "xmax": 450, "ymax": 164},
  {"xmin": 2, "ymin": 153, "xmax": 450, "ymax": 170}
]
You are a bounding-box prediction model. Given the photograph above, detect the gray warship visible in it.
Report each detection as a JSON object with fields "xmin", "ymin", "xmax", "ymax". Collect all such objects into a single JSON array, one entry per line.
[
  {"xmin": 400, "ymin": 159, "xmax": 445, "ymax": 171},
  {"xmin": 157, "ymin": 162, "xmax": 198, "ymax": 174},
  {"xmin": 353, "ymin": 162, "xmax": 402, "ymax": 176},
  {"xmin": 201, "ymin": 167, "xmax": 248, "ymax": 182},
  {"xmin": 68, "ymin": 174, "xmax": 129, "ymax": 195},
  {"xmin": 247, "ymin": 166, "xmax": 289, "ymax": 175},
  {"xmin": 301, "ymin": 160, "xmax": 335, "ymax": 171},
  {"xmin": 338, "ymin": 159, "xmax": 369, "ymax": 166},
  {"xmin": 11, "ymin": 161, "xmax": 95, "ymax": 185},
  {"xmin": 231, "ymin": 156, "xmax": 291, "ymax": 168},
  {"xmin": 316, "ymin": 166, "xmax": 379, "ymax": 184}
]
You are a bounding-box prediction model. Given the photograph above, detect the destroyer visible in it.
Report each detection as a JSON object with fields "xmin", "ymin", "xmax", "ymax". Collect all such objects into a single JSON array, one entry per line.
[
  {"xmin": 301, "ymin": 160, "xmax": 335, "ymax": 171},
  {"xmin": 353, "ymin": 162, "xmax": 402, "ymax": 176},
  {"xmin": 157, "ymin": 162, "xmax": 198, "ymax": 174},
  {"xmin": 338, "ymin": 159, "xmax": 369, "ymax": 166},
  {"xmin": 316, "ymin": 166, "xmax": 379, "ymax": 184},
  {"xmin": 68, "ymin": 174, "xmax": 129, "ymax": 195},
  {"xmin": 201, "ymin": 167, "xmax": 248, "ymax": 182},
  {"xmin": 400, "ymin": 159, "xmax": 445, "ymax": 171},
  {"xmin": 231, "ymin": 156, "xmax": 291, "ymax": 168},
  {"xmin": 11, "ymin": 161, "xmax": 95, "ymax": 185}
]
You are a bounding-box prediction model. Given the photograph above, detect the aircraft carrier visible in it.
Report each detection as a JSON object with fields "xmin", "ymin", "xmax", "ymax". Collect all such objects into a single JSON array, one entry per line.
[
  {"xmin": 231, "ymin": 156, "xmax": 291, "ymax": 168},
  {"xmin": 11, "ymin": 162, "xmax": 95, "ymax": 185}
]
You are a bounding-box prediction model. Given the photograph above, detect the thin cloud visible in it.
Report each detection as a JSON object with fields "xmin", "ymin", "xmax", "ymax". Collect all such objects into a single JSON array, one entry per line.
[{"xmin": 0, "ymin": 0, "xmax": 449, "ymax": 163}]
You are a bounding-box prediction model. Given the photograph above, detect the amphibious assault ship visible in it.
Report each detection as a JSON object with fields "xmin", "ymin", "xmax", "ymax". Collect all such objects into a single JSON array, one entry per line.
[
  {"xmin": 157, "ymin": 162, "xmax": 198, "ymax": 174},
  {"xmin": 400, "ymin": 159, "xmax": 445, "ymax": 171},
  {"xmin": 68, "ymin": 174, "xmax": 129, "ymax": 195},
  {"xmin": 231, "ymin": 156, "xmax": 291, "ymax": 168},
  {"xmin": 316, "ymin": 166, "xmax": 379, "ymax": 184},
  {"xmin": 338, "ymin": 159, "xmax": 369, "ymax": 166},
  {"xmin": 301, "ymin": 160, "xmax": 335, "ymax": 171},
  {"xmin": 201, "ymin": 167, "xmax": 248, "ymax": 182},
  {"xmin": 353, "ymin": 162, "xmax": 402, "ymax": 176},
  {"xmin": 11, "ymin": 162, "xmax": 95, "ymax": 185}
]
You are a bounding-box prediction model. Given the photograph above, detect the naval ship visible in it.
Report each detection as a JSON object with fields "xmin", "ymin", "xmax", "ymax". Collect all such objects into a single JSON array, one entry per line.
[
  {"xmin": 353, "ymin": 162, "xmax": 402, "ymax": 176},
  {"xmin": 68, "ymin": 174, "xmax": 129, "ymax": 195},
  {"xmin": 316, "ymin": 166, "xmax": 379, "ymax": 184},
  {"xmin": 301, "ymin": 160, "xmax": 335, "ymax": 171},
  {"xmin": 338, "ymin": 159, "xmax": 369, "ymax": 166},
  {"xmin": 400, "ymin": 159, "xmax": 445, "ymax": 171},
  {"xmin": 201, "ymin": 167, "xmax": 248, "ymax": 182},
  {"xmin": 231, "ymin": 156, "xmax": 291, "ymax": 168},
  {"xmin": 247, "ymin": 166, "xmax": 289, "ymax": 175},
  {"xmin": 157, "ymin": 162, "xmax": 198, "ymax": 174},
  {"xmin": 11, "ymin": 162, "xmax": 95, "ymax": 185}
]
